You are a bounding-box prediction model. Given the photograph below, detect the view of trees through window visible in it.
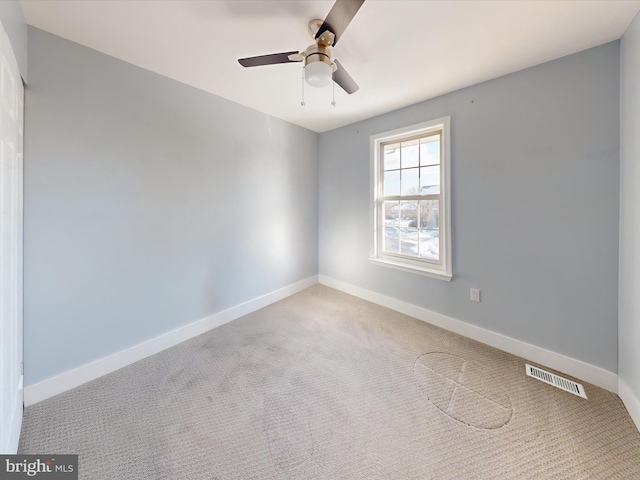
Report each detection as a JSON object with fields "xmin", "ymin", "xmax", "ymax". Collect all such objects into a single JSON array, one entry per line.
[{"xmin": 381, "ymin": 133, "xmax": 441, "ymax": 262}]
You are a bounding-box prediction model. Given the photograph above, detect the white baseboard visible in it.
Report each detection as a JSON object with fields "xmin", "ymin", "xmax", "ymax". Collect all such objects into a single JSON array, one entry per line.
[
  {"xmin": 24, "ymin": 276, "xmax": 318, "ymax": 406},
  {"xmin": 318, "ymin": 275, "xmax": 618, "ymax": 393},
  {"xmin": 1, "ymin": 375, "xmax": 23, "ymax": 454},
  {"xmin": 619, "ymin": 380, "xmax": 640, "ymax": 432}
]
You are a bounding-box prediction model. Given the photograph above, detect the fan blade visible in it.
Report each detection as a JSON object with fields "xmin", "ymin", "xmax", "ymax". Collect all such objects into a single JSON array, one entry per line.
[
  {"xmin": 333, "ymin": 59, "xmax": 359, "ymax": 94},
  {"xmin": 316, "ymin": 0, "xmax": 365, "ymax": 46},
  {"xmin": 238, "ymin": 51, "xmax": 302, "ymax": 67}
]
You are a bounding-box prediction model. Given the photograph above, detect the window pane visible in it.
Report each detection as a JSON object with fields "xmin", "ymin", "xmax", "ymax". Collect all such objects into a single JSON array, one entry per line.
[
  {"xmin": 399, "ymin": 200, "xmax": 418, "ymax": 227},
  {"xmin": 401, "ymin": 139, "xmax": 419, "ymax": 168},
  {"xmin": 384, "ymin": 170, "xmax": 400, "ymax": 196},
  {"xmin": 401, "ymin": 168, "xmax": 419, "ymax": 196},
  {"xmin": 383, "ymin": 201, "xmax": 399, "ymax": 226},
  {"xmin": 419, "ymin": 200, "xmax": 439, "ymax": 260},
  {"xmin": 400, "ymin": 228, "xmax": 419, "ymax": 256},
  {"xmin": 418, "ymin": 229, "xmax": 439, "ymax": 261},
  {"xmin": 419, "ymin": 199, "xmax": 439, "ymax": 229},
  {"xmin": 383, "ymin": 227, "xmax": 399, "ymax": 253},
  {"xmin": 420, "ymin": 135, "xmax": 440, "ymax": 166},
  {"xmin": 383, "ymin": 143, "xmax": 400, "ymax": 170},
  {"xmin": 419, "ymin": 165, "xmax": 440, "ymax": 194}
]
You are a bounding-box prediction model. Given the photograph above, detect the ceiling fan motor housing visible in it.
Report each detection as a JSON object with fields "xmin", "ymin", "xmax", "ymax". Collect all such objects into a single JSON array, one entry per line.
[
  {"xmin": 304, "ymin": 23, "xmax": 336, "ymax": 71},
  {"xmin": 304, "ymin": 45, "xmax": 333, "ymax": 67}
]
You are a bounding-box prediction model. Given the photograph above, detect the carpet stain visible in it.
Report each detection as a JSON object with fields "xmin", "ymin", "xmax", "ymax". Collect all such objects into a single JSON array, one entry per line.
[
  {"xmin": 414, "ymin": 352, "xmax": 513, "ymax": 429},
  {"xmin": 263, "ymin": 393, "xmax": 314, "ymax": 473}
]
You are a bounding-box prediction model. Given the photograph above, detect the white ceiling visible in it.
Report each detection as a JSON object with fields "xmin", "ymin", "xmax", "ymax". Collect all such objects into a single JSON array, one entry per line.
[{"xmin": 19, "ymin": 0, "xmax": 640, "ymax": 133}]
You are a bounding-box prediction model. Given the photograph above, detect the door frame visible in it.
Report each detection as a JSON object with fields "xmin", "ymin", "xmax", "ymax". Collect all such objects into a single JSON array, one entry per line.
[{"xmin": 0, "ymin": 17, "xmax": 24, "ymax": 454}]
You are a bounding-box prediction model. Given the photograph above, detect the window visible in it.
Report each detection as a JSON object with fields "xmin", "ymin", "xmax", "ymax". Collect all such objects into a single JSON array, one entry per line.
[{"xmin": 370, "ymin": 117, "xmax": 452, "ymax": 280}]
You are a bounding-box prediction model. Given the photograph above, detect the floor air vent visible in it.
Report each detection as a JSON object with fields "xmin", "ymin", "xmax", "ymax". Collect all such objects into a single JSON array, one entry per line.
[{"xmin": 525, "ymin": 364, "xmax": 587, "ymax": 399}]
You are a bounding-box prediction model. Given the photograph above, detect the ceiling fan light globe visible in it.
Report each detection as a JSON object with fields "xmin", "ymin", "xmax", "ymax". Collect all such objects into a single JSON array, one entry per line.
[{"xmin": 305, "ymin": 61, "xmax": 332, "ymax": 88}]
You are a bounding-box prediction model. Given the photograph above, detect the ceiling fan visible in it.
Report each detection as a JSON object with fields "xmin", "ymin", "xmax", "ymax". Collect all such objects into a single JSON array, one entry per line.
[{"xmin": 238, "ymin": 0, "xmax": 365, "ymax": 95}]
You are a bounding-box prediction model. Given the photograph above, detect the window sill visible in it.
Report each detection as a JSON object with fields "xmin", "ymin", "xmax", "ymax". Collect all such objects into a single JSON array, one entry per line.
[{"xmin": 369, "ymin": 257, "xmax": 452, "ymax": 281}]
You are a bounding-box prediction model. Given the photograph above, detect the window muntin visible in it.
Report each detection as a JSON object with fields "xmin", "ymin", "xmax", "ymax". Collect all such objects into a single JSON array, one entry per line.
[{"xmin": 370, "ymin": 117, "xmax": 451, "ymax": 280}]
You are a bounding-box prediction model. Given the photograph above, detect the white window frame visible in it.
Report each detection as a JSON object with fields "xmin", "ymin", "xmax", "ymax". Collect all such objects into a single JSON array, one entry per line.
[{"xmin": 369, "ymin": 116, "xmax": 452, "ymax": 281}]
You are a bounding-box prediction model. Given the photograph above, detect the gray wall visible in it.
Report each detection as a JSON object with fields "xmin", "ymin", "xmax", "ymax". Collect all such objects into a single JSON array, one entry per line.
[
  {"xmin": 0, "ymin": 0, "xmax": 27, "ymax": 80},
  {"xmin": 619, "ymin": 13, "xmax": 640, "ymax": 405},
  {"xmin": 24, "ymin": 27, "xmax": 319, "ymax": 385},
  {"xmin": 319, "ymin": 43, "xmax": 620, "ymax": 372}
]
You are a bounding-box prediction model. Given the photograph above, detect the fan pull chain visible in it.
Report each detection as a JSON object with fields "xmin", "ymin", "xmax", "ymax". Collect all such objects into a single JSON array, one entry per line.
[
  {"xmin": 332, "ymin": 76, "xmax": 336, "ymax": 107},
  {"xmin": 301, "ymin": 67, "xmax": 306, "ymax": 107}
]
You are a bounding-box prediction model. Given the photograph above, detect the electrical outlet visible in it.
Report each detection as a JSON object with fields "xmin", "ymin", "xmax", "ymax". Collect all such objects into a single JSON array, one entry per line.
[{"xmin": 470, "ymin": 288, "xmax": 480, "ymax": 302}]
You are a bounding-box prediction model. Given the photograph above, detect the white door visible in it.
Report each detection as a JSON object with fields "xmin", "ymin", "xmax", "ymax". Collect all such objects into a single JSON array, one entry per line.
[{"xmin": 0, "ymin": 20, "xmax": 24, "ymax": 454}]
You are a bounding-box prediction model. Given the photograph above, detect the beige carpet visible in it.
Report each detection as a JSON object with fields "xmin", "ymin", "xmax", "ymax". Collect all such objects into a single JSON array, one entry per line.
[{"xmin": 19, "ymin": 285, "xmax": 640, "ymax": 479}]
